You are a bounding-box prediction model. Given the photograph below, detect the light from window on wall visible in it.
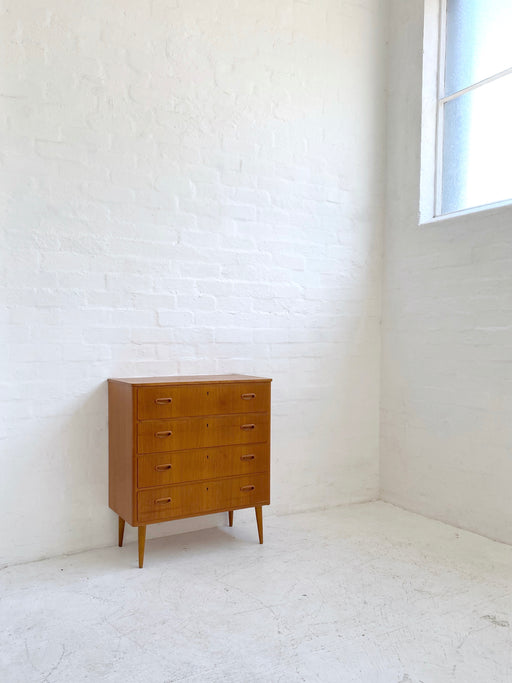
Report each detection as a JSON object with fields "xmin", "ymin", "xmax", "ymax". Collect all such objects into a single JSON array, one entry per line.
[{"xmin": 438, "ymin": 0, "xmax": 512, "ymax": 216}]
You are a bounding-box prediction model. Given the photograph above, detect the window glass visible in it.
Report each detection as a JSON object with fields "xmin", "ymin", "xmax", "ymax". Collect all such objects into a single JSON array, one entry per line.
[
  {"xmin": 445, "ymin": 0, "xmax": 512, "ymax": 96},
  {"xmin": 441, "ymin": 72, "xmax": 512, "ymax": 214}
]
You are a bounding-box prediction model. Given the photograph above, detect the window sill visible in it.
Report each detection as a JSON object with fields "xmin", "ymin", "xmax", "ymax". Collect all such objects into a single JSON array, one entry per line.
[{"xmin": 419, "ymin": 197, "xmax": 512, "ymax": 227}]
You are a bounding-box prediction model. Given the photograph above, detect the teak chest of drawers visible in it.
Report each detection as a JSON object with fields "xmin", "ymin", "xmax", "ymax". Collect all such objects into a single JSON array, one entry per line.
[{"xmin": 108, "ymin": 374, "xmax": 271, "ymax": 567}]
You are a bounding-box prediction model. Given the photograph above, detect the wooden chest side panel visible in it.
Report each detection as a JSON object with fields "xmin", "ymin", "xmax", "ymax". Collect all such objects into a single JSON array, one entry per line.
[{"xmin": 108, "ymin": 380, "xmax": 135, "ymax": 524}]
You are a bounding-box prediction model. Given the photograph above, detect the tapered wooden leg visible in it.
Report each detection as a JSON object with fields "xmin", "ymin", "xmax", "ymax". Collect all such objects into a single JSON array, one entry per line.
[
  {"xmin": 138, "ymin": 525, "xmax": 146, "ymax": 568},
  {"xmin": 118, "ymin": 517, "xmax": 125, "ymax": 547},
  {"xmin": 255, "ymin": 506, "xmax": 263, "ymax": 544},
  {"xmin": 228, "ymin": 510, "xmax": 233, "ymax": 527}
]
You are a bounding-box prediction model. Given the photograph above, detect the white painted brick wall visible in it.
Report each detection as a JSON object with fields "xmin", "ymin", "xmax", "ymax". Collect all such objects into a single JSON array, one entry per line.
[
  {"xmin": 1, "ymin": 0, "xmax": 386, "ymax": 565},
  {"xmin": 382, "ymin": 0, "xmax": 512, "ymax": 545}
]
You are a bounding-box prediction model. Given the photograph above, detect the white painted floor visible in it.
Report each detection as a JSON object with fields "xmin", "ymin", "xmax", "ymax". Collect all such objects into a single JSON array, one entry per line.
[{"xmin": 1, "ymin": 502, "xmax": 512, "ymax": 683}]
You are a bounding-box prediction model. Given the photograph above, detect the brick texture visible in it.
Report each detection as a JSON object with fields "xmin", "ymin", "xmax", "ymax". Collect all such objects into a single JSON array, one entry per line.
[{"xmin": 1, "ymin": 0, "xmax": 386, "ymax": 565}]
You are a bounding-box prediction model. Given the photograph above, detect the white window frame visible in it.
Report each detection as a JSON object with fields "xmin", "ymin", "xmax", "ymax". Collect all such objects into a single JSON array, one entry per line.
[{"xmin": 420, "ymin": 0, "xmax": 512, "ymax": 224}]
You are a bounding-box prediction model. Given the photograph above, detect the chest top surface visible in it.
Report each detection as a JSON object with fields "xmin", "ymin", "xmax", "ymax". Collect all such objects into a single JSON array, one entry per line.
[{"xmin": 108, "ymin": 373, "xmax": 271, "ymax": 386}]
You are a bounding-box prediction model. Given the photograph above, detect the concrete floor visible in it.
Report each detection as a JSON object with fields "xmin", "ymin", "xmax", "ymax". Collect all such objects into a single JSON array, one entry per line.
[{"xmin": 1, "ymin": 502, "xmax": 512, "ymax": 683}]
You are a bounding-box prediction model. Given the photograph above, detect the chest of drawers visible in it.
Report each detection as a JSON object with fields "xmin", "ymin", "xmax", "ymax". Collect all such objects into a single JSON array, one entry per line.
[{"xmin": 108, "ymin": 374, "xmax": 271, "ymax": 567}]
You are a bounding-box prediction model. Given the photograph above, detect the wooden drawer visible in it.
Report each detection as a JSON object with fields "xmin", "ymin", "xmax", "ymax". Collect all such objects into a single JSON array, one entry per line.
[
  {"xmin": 137, "ymin": 473, "xmax": 270, "ymax": 523},
  {"xmin": 137, "ymin": 382, "xmax": 270, "ymax": 420},
  {"xmin": 137, "ymin": 412, "xmax": 269, "ymax": 454},
  {"xmin": 137, "ymin": 444, "xmax": 270, "ymax": 488}
]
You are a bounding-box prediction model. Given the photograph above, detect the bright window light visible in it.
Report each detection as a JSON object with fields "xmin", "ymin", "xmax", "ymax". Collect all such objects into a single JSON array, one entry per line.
[{"xmin": 436, "ymin": 0, "xmax": 512, "ymax": 216}]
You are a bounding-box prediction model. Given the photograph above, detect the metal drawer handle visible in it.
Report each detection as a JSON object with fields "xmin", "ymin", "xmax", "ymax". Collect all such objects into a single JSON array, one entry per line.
[
  {"xmin": 155, "ymin": 430, "xmax": 173, "ymax": 438},
  {"xmin": 240, "ymin": 454, "xmax": 255, "ymax": 461},
  {"xmin": 155, "ymin": 397, "xmax": 173, "ymax": 404},
  {"xmin": 241, "ymin": 393, "xmax": 256, "ymax": 400},
  {"xmin": 240, "ymin": 485, "xmax": 255, "ymax": 492},
  {"xmin": 241, "ymin": 424, "xmax": 255, "ymax": 431},
  {"xmin": 155, "ymin": 497, "xmax": 172, "ymax": 504},
  {"xmin": 155, "ymin": 464, "xmax": 172, "ymax": 471}
]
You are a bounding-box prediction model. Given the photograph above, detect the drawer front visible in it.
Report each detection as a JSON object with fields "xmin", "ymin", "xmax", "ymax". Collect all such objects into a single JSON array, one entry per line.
[
  {"xmin": 137, "ymin": 444, "xmax": 270, "ymax": 488},
  {"xmin": 137, "ymin": 382, "xmax": 270, "ymax": 420},
  {"xmin": 137, "ymin": 473, "xmax": 270, "ymax": 523},
  {"xmin": 137, "ymin": 412, "xmax": 269, "ymax": 454}
]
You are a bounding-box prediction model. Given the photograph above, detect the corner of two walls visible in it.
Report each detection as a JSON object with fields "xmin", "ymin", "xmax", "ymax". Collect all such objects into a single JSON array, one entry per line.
[
  {"xmin": 381, "ymin": 0, "xmax": 512, "ymax": 545},
  {"xmin": 1, "ymin": 0, "xmax": 387, "ymax": 566}
]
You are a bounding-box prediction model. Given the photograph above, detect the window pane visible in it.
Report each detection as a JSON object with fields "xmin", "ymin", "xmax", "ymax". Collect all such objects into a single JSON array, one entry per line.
[
  {"xmin": 445, "ymin": 0, "xmax": 512, "ymax": 96},
  {"xmin": 441, "ymin": 73, "xmax": 512, "ymax": 215}
]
